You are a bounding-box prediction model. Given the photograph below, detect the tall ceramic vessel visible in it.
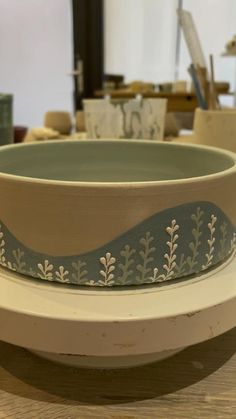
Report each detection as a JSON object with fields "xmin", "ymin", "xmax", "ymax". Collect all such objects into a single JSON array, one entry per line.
[{"xmin": 0, "ymin": 94, "xmax": 13, "ymax": 145}]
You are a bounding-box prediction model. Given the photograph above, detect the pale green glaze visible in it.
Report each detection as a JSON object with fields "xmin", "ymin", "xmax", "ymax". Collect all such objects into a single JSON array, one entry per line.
[{"xmin": 0, "ymin": 140, "xmax": 234, "ymax": 182}]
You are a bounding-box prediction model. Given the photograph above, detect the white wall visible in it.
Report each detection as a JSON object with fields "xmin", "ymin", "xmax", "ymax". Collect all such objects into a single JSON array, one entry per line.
[
  {"xmin": 105, "ymin": 0, "xmax": 236, "ymax": 105},
  {"xmin": 104, "ymin": 0, "xmax": 178, "ymax": 83},
  {"xmin": 0, "ymin": 0, "xmax": 73, "ymax": 128}
]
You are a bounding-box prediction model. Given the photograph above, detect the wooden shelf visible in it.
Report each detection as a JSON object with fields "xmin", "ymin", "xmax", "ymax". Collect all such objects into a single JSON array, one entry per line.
[
  {"xmin": 94, "ymin": 89, "xmax": 231, "ymax": 112},
  {"xmin": 95, "ymin": 90, "xmax": 199, "ymax": 112}
]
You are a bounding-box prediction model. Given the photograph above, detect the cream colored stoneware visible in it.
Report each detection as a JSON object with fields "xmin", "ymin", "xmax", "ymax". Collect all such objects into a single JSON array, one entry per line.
[
  {"xmin": 83, "ymin": 98, "xmax": 167, "ymax": 140},
  {"xmin": 75, "ymin": 110, "xmax": 86, "ymax": 132},
  {"xmin": 44, "ymin": 111, "xmax": 72, "ymax": 135},
  {"xmin": 194, "ymin": 108, "xmax": 236, "ymax": 153},
  {"xmin": 0, "ymin": 140, "xmax": 235, "ymax": 287},
  {"xmin": 0, "ymin": 255, "xmax": 235, "ymax": 368}
]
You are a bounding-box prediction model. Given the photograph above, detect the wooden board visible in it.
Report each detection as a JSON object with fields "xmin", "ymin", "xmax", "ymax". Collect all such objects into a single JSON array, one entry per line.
[{"xmin": 95, "ymin": 90, "xmax": 199, "ymax": 112}]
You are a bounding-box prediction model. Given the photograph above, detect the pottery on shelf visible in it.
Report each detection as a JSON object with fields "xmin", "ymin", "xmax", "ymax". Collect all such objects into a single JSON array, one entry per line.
[
  {"xmin": 13, "ymin": 126, "xmax": 28, "ymax": 143},
  {"xmin": 0, "ymin": 93, "xmax": 13, "ymax": 145},
  {"xmin": 75, "ymin": 110, "xmax": 86, "ymax": 132},
  {"xmin": 0, "ymin": 140, "xmax": 235, "ymax": 287},
  {"xmin": 193, "ymin": 108, "xmax": 236, "ymax": 153},
  {"xmin": 44, "ymin": 111, "xmax": 72, "ymax": 135}
]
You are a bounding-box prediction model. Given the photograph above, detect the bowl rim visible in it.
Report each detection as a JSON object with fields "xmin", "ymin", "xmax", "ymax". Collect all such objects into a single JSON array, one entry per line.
[
  {"xmin": 195, "ymin": 107, "xmax": 236, "ymax": 115},
  {"xmin": 0, "ymin": 139, "xmax": 235, "ymax": 189}
]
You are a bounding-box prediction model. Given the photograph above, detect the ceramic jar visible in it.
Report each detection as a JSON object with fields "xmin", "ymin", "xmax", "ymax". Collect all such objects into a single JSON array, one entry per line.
[
  {"xmin": 44, "ymin": 111, "xmax": 72, "ymax": 135},
  {"xmin": 193, "ymin": 108, "xmax": 236, "ymax": 153},
  {"xmin": 0, "ymin": 94, "xmax": 13, "ymax": 145}
]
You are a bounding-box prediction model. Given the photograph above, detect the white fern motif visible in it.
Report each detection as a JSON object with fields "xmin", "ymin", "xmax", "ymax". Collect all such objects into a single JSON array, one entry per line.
[
  {"xmin": 12, "ymin": 248, "xmax": 26, "ymax": 272},
  {"xmin": 136, "ymin": 232, "xmax": 155, "ymax": 282},
  {"xmin": 99, "ymin": 252, "xmax": 116, "ymax": 286},
  {"xmin": 5, "ymin": 261, "xmax": 16, "ymax": 271},
  {"xmin": 55, "ymin": 266, "xmax": 70, "ymax": 283},
  {"xmin": 72, "ymin": 260, "xmax": 88, "ymax": 283},
  {"xmin": 0, "ymin": 227, "xmax": 18, "ymax": 271},
  {"xmin": 158, "ymin": 219, "xmax": 179, "ymax": 282},
  {"xmin": 187, "ymin": 207, "xmax": 204, "ymax": 272},
  {"xmin": 149, "ymin": 219, "xmax": 179, "ymax": 283},
  {"xmin": 219, "ymin": 222, "xmax": 227, "ymax": 260},
  {"xmin": 175, "ymin": 253, "xmax": 187, "ymax": 277},
  {"xmin": 202, "ymin": 214, "xmax": 217, "ymax": 270},
  {"xmin": 37, "ymin": 260, "xmax": 54, "ymax": 280},
  {"xmin": 28, "ymin": 267, "xmax": 36, "ymax": 276},
  {"xmin": 149, "ymin": 267, "xmax": 159, "ymax": 282},
  {"xmin": 0, "ymin": 225, "xmax": 6, "ymax": 266},
  {"xmin": 229, "ymin": 232, "xmax": 236, "ymax": 255},
  {"xmin": 84, "ymin": 279, "xmax": 97, "ymax": 286},
  {"xmin": 118, "ymin": 244, "xmax": 136, "ymax": 284}
]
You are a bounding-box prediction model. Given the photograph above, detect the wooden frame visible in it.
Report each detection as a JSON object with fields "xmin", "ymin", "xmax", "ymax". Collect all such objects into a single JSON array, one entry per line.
[{"xmin": 72, "ymin": 0, "xmax": 104, "ymax": 110}]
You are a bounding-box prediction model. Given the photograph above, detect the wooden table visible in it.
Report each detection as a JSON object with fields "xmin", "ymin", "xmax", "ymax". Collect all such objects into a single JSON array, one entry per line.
[
  {"xmin": 95, "ymin": 90, "xmax": 199, "ymax": 112},
  {"xmin": 0, "ymin": 327, "xmax": 235, "ymax": 418}
]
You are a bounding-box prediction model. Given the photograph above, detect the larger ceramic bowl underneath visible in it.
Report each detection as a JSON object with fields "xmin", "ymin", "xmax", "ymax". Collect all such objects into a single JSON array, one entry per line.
[{"xmin": 0, "ymin": 140, "xmax": 235, "ymax": 287}]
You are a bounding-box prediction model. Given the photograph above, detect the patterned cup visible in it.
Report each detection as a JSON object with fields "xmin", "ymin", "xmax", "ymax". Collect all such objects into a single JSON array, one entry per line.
[
  {"xmin": 0, "ymin": 140, "xmax": 235, "ymax": 287},
  {"xmin": 83, "ymin": 98, "xmax": 167, "ymax": 141}
]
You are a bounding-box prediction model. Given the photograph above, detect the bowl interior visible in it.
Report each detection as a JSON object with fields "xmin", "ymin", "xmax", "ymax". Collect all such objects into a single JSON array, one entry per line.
[{"xmin": 0, "ymin": 140, "xmax": 234, "ymax": 183}]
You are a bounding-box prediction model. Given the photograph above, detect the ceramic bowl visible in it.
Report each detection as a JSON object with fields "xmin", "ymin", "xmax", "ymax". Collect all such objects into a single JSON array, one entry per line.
[
  {"xmin": 193, "ymin": 108, "xmax": 236, "ymax": 153},
  {"xmin": 0, "ymin": 140, "xmax": 235, "ymax": 287},
  {"xmin": 44, "ymin": 111, "xmax": 72, "ymax": 135}
]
